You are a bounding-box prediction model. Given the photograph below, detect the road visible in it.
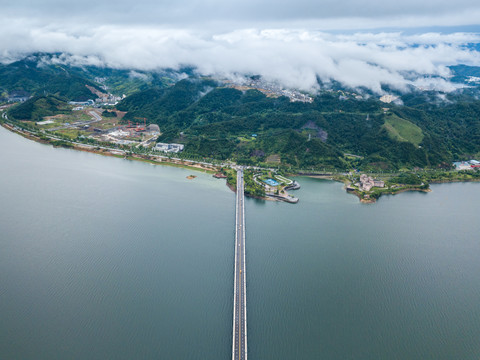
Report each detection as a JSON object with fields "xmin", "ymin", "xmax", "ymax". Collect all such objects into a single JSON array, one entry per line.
[
  {"xmin": 88, "ymin": 110, "xmax": 102, "ymax": 122},
  {"xmin": 232, "ymin": 168, "xmax": 247, "ymax": 360},
  {"xmin": 50, "ymin": 110, "xmax": 102, "ymax": 131}
]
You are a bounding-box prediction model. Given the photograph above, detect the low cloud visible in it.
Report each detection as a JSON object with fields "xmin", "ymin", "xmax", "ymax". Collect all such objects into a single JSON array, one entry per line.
[
  {"xmin": 1, "ymin": 22, "xmax": 479, "ymax": 94},
  {"xmin": 129, "ymin": 71, "xmax": 151, "ymax": 81}
]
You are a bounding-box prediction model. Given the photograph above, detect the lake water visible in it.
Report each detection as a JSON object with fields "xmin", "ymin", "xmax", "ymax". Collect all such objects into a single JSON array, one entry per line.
[{"xmin": 1, "ymin": 126, "xmax": 479, "ymax": 359}]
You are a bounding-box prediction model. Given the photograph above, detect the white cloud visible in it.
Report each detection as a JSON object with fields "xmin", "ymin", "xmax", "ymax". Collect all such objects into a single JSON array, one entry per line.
[{"xmin": 0, "ymin": 22, "xmax": 479, "ymax": 94}]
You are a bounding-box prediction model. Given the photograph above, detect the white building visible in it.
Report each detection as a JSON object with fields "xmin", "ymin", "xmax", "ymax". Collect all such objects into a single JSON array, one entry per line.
[
  {"xmin": 359, "ymin": 174, "xmax": 384, "ymax": 191},
  {"xmin": 155, "ymin": 143, "xmax": 185, "ymax": 153}
]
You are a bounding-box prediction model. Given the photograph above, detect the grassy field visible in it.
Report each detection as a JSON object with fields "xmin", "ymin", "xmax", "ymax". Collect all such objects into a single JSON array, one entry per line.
[
  {"xmin": 237, "ymin": 136, "xmax": 256, "ymax": 142},
  {"xmin": 57, "ymin": 129, "xmax": 81, "ymax": 139},
  {"xmin": 383, "ymin": 113, "xmax": 424, "ymax": 147}
]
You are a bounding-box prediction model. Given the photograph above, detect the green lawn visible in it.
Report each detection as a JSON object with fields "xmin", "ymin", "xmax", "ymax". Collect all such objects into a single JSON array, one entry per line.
[
  {"xmin": 383, "ymin": 114, "xmax": 424, "ymax": 146},
  {"xmin": 57, "ymin": 129, "xmax": 81, "ymax": 139},
  {"xmin": 237, "ymin": 136, "xmax": 254, "ymax": 142}
]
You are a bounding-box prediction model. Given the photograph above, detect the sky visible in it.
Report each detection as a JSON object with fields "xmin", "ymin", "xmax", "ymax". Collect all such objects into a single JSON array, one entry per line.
[{"xmin": 1, "ymin": 0, "xmax": 480, "ymax": 93}]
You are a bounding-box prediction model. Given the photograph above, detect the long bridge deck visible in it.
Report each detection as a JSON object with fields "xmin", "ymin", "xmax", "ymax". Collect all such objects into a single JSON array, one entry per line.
[{"xmin": 232, "ymin": 168, "xmax": 247, "ymax": 360}]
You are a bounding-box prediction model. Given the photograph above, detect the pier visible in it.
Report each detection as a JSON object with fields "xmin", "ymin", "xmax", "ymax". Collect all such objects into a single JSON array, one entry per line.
[{"xmin": 232, "ymin": 168, "xmax": 247, "ymax": 360}]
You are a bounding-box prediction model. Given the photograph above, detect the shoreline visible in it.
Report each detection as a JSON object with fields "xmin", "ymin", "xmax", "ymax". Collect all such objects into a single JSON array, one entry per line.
[
  {"xmin": 1, "ymin": 121, "xmax": 219, "ymax": 174},
  {"xmin": 1, "ymin": 121, "xmax": 276, "ymax": 200},
  {"xmin": 304, "ymin": 174, "xmax": 478, "ymax": 204},
  {"xmin": 351, "ymin": 186, "xmax": 432, "ymax": 204},
  {"xmin": 2, "ymin": 121, "xmax": 479, "ymax": 204}
]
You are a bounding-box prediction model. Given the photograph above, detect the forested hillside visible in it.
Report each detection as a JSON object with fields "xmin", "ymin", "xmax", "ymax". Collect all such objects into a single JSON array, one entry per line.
[
  {"xmin": 117, "ymin": 78, "xmax": 480, "ymax": 170},
  {"xmin": 0, "ymin": 57, "xmax": 99, "ymax": 101},
  {"xmin": 8, "ymin": 95, "xmax": 69, "ymax": 122},
  {"xmin": 0, "ymin": 54, "xmax": 183, "ymax": 101},
  {"xmin": 3, "ymin": 54, "xmax": 480, "ymax": 171}
]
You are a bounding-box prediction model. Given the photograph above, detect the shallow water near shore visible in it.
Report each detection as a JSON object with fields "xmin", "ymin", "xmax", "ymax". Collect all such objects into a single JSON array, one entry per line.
[{"xmin": 1, "ymin": 126, "xmax": 479, "ymax": 359}]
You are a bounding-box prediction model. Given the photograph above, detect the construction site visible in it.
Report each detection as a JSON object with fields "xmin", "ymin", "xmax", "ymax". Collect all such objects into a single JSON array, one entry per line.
[
  {"xmin": 34, "ymin": 108, "xmax": 162, "ymax": 149},
  {"xmin": 95, "ymin": 118, "xmax": 161, "ymax": 148}
]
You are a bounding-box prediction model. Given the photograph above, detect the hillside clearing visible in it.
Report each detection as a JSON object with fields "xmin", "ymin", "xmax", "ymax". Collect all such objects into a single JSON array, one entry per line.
[{"xmin": 383, "ymin": 114, "xmax": 424, "ymax": 147}]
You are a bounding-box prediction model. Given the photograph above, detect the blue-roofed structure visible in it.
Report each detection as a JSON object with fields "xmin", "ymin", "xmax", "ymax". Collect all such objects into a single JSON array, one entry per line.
[{"xmin": 263, "ymin": 178, "xmax": 279, "ymax": 186}]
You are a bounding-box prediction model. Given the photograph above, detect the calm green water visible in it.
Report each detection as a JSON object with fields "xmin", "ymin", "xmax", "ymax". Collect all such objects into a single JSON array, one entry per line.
[{"xmin": 1, "ymin": 126, "xmax": 479, "ymax": 359}]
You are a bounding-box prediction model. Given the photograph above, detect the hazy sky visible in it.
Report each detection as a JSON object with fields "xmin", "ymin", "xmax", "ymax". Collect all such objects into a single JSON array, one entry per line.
[
  {"xmin": 1, "ymin": 0, "xmax": 480, "ymax": 93},
  {"xmin": 3, "ymin": 0, "xmax": 480, "ymax": 30}
]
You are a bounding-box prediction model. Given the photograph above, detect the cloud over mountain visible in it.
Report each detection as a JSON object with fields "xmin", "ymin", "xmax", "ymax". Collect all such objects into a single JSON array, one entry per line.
[
  {"xmin": 1, "ymin": 0, "xmax": 479, "ymax": 93},
  {"xmin": 1, "ymin": 24, "xmax": 479, "ymax": 94}
]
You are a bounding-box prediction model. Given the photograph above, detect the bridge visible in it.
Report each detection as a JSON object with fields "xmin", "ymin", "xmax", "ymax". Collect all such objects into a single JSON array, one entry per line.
[{"xmin": 232, "ymin": 168, "xmax": 247, "ymax": 360}]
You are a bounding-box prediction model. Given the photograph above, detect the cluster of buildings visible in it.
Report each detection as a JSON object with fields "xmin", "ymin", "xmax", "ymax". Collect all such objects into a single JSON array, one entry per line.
[
  {"xmin": 94, "ymin": 77, "xmax": 108, "ymax": 91},
  {"xmin": 68, "ymin": 96, "xmax": 124, "ymax": 108},
  {"xmin": 227, "ymin": 78, "xmax": 313, "ymax": 103},
  {"xmin": 5, "ymin": 90, "xmax": 31, "ymax": 103},
  {"xmin": 336, "ymin": 90, "xmax": 364, "ymax": 101},
  {"xmin": 453, "ymin": 160, "xmax": 480, "ymax": 170},
  {"xmin": 68, "ymin": 91, "xmax": 124, "ymax": 108},
  {"xmin": 358, "ymin": 174, "xmax": 385, "ymax": 192},
  {"xmin": 68, "ymin": 99, "xmax": 95, "ymax": 106},
  {"xmin": 379, "ymin": 94, "xmax": 400, "ymax": 104},
  {"xmin": 280, "ymin": 89, "xmax": 314, "ymax": 103},
  {"xmin": 94, "ymin": 94, "xmax": 125, "ymax": 106}
]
